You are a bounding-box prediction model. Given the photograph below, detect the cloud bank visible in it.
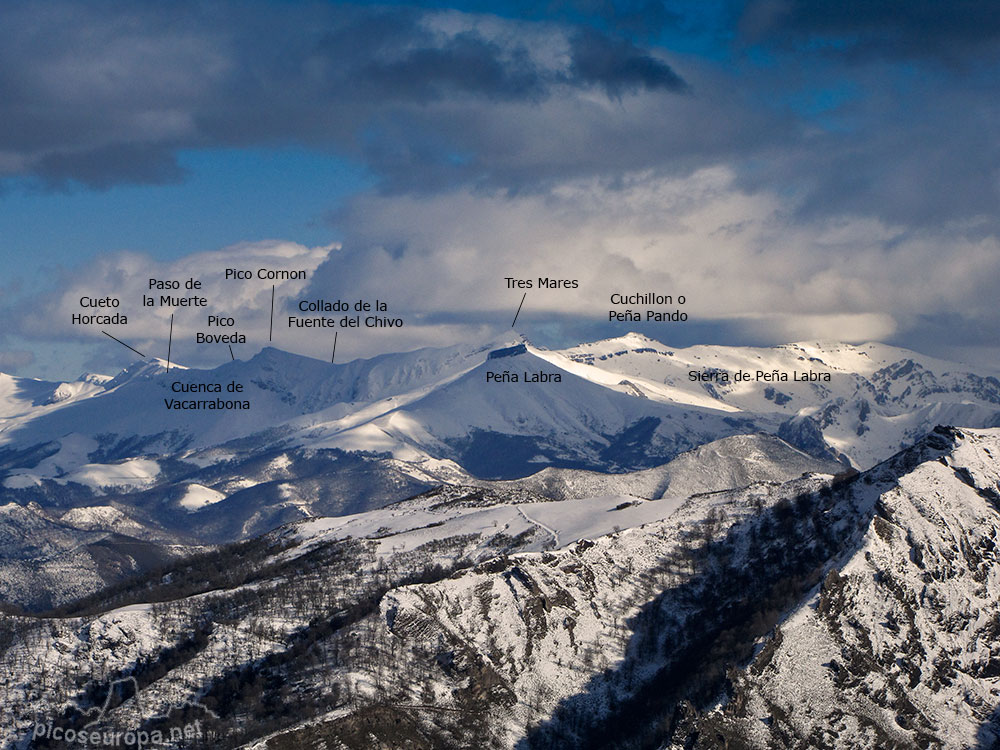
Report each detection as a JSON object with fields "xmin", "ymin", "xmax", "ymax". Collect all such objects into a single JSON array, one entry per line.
[
  {"xmin": 2, "ymin": 1, "xmax": 999, "ymax": 374},
  {"xmin": 15, "ymin": 169, "xmax": 999, "ymax": 372}
]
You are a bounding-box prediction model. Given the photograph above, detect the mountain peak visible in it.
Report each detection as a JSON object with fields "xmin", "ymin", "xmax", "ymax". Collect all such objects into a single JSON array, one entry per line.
[
  {"xmin": 251, "ymin": 346, "xmax": 328, "ymax": 367},
  {"xmin": 105, "ymin": 357, "xmax": 180, "ymax": 388},
  {"xmin": 569, "ymin": 332, "xmax": 668, "ymax": 352},
  {"xmin": 618, "ymin": 331, "xmax": 665, "ymax": 348}
]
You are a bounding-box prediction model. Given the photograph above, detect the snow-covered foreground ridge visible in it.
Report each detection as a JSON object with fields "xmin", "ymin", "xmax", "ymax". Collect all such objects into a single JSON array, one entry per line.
[
  {"xmin": 0, "ymin": 431, "xmax": 838, "ymax": 612},
  {"xmin": 2, "ymin": 426, "xmax": 999, "ymax": 749},
  {"xmin": 667, "ymin": 426, "xmax": 1000, "ymax": 749}
]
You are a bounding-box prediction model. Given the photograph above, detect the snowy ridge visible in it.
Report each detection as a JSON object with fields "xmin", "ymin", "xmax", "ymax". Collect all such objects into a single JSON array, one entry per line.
[
  {"xmin": 0, "ymin": 334, "xmax": 996, "ymax": 618},
  {"xmin": 485, "ymin": 432, "xmax": 841, "ymax": 500},
  {"xmin": 0, "ymin": 338, "xmax": 518, "ymax": 474},
  {"xmin": 557, "ymin": 335, "xmax": 1000, "ymax": 469},
  {"xmin": 0, "ymin": 466, "xmax": 834, "ymax": 749},
  {"xmin": 0, "ymin": 371, "xmax": 105, "ymax": 421},
  {"xmin": 306, "ymin": 345, "xmax": 753, "ymax": 477},
  {"xmin": 1, "ymin": 426, "xmax": 999, "ymax": 748},
  {"xmin": 0, "ymin": 336, "xmax": 997, "ymax": 496},
  {"xmin": 0, "ymin": 501, "xmax": 178, "ymax": 610},
  {"xmin": 670, "ymin": 427, "xmax": 1000, "ymax": 748}
]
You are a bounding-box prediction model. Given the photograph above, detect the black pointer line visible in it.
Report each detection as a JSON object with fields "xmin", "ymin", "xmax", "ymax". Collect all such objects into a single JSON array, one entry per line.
[
  {"xmin": 229, "ymin": 344, "xmax": 235, "ymax": 361},
  {"xmin": 269, "ymin": 285, "xmax": 275, "ymax": 342},
  {"xmin": 331, "ymin": 330, "xmax": 338, "ymax": 363},
  {"xmin": 166, "ymin": 314, "xmax": 174, "ymax": 372},
  {"xmin": 102, "ymin": 331, "xmax": 145, "ymax": 358},
  {"xmin": 511, "ymin": 292, "xmax": 526, "ymax": 328}
]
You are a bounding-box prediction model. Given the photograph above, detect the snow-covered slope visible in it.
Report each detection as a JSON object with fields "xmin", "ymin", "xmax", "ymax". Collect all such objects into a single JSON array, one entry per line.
[
  {"xmin": 670, "ymin": 426, "xmax": 1000, "ymax": 749},
  {"xmin": 558, "ymin": 334, "xmax": 1000, "ymax": 468},
  {"xmin": 0, "ymin": 334, "xmax": 997, "ymax": 575},
  {"xmin": 2, "ymin": 426, "xmax": 998, "ymax": 749},
  {"xmin": 0, "ymin": 464, "xmax": 835, "ymax": 749},
  {"xmin": 1, "ymin": 336, "xmax": 995, "ymax": 494},
  {"xmin": 300, "ymin": 344, "xmax": 759, "ymax": 478},
  {"xmin": 0, "ymin": 371, "xmax": 106, "ymax": 420},
  {"xmin": 0, "ymin": 501, "xmax": 181, "ymax": 610},
  {"xmin": 487, "ymin": 432, "xmax": 842, "ymax": 500},
  {"xmin": 0, "ymin": 339, "xmax": 508, "ymax": 468}
]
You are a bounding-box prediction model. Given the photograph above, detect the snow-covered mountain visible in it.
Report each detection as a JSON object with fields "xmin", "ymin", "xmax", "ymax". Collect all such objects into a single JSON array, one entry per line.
[
  {"xmin": 0, "ymin": 440, "xmax": 841, "ymax": 748},
  {"xmin": 0, "ymin": 333, "xmax": 997, "ymax": 620},
  {"xmin": 305, "ymin": 343, "xmax": 758, "ymax": 478},
  {"xmin": 557, "ymin": 334, "xmax": 1000, "ymax": 469},
  {"xmin": 667, "ymin": 426, "xmax": 1000, "ymax": 749},
  {"xmin": 0, "ymin": 498, "xmax": 191, "ymax": 611},
  {"xmin": 486, "ymin": 432, "xmax": 842, "ymax": 500},
  {"xmin": 2, "ymin": 335, "xmax": 996, "ymax": 487},
  {"xmin": 0, "ymin": 433, "xmax": 837, "ymax": 611},
  {"xmin": 2, "ymin": 341, "xmax": 751, "ymax": 487},
  {"xmin": 0, "ymin": 334, "xmax": 996, "ymax": 564},
  {"xmin": 3, "ymin": 425, "xmax": 998, "ymax": 749},
  {"xmin": 0, "ymin": 339, "xmax": 506, "ymax": 466}
]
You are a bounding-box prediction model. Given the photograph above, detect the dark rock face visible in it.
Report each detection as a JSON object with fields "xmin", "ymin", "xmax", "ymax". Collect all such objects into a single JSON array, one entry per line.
[
  {"xmin": 489, "ymin": 344, "xmax": 529, "ymax": 359},
  {"xmin": 778, "ymin": 414, "xmax": 851, "ymax": 466}
]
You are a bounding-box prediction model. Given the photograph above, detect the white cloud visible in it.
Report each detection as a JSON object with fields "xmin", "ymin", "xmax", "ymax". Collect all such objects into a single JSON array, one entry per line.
[
  {"xmin": 318, "ymin": 167, "xmax": 1000, "ymax": 349},
  {"xmin": 735, "ymin": 313, "xmax": 898, "ymax": 344},
  {"xmin": 15, "ymin": 168, "xmax": 1000, "ymax": 374}
]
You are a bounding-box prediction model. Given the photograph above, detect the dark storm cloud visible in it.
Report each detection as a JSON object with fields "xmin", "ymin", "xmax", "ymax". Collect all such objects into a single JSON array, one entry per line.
[
  {"xmin": 35, "ymin": 143, "xmax": 188, "ymax": 189},
  {"xmin": 568, "ymin": 28, "xmax": 689, "ymax": 96},
  {"xmin": 534, "ymin": 0, "xmax": 686, "ymax": 41},
  {"xmin": 304, "ymin": 7, "xmax": 549, "ymax": 103},
  {"xmin": 0, "ymin": 1, "xmax": 688, "ymax": 190},
  {"xmin": 350, "ymin": 33, "xmax": 546, "ymax": 102},
  {"xmin": 0, "ymin": 1, "xmax": 227, "ymax": 188},
  {"xmin": 0, "ymin": 0, "xmax": 996, "ymax": 235},
  {"xmin": 6, "ymin": 1, "xmax": 1000, "ymax": 371},
  {"xmin": 722, "ymin": 0, "xmax": 1000, "ymax": 229},
  {"xmin": 741, "ymin": 0, "xmax": 1000, "ymax": 63},
  {"xmin": 734, "ymin": 81, "xmax": 1000, "ymax": 228}
]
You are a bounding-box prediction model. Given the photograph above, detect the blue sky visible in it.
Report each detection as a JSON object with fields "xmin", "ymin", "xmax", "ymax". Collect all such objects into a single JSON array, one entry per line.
[
  {"xmin": 1, "ymin": 0, "xmax": 999, "ymax": 377},
  {"xmin": 0, "ymin": 149, "xmax": 370, "ymax": 270}
]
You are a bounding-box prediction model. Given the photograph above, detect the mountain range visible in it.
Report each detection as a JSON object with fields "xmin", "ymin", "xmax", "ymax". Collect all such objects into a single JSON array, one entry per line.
[
  {"xmin": 1, "ymin": 334, "xmax": 1000, "ymax": 748},
  {"xmin": 1, "ymin": 334, "xmax": 998, "ymax": 605},
  {"xmin": 5, "ymin": 333, "xmax": 999, "ymax": 485}
]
